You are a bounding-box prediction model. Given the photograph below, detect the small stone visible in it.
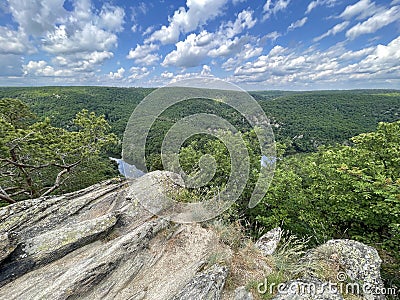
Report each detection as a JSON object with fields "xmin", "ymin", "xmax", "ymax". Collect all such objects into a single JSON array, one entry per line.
[
  {"xmin": 235, "ymin": 286, "xmax": 253, "ymax": 300},
  {"xmin": 255, "ymin": 227, "xmax": 282, "ymax": 256}
]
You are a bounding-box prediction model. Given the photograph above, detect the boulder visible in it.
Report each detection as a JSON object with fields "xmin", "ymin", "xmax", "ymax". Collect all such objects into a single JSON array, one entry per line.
[
  {"xmin": 306, "ymin": 239, "xmax": 385, "ymax": 300},
  {"xmin": 171, "ymin": 264, "xmax": 228, "ymax": 300}
]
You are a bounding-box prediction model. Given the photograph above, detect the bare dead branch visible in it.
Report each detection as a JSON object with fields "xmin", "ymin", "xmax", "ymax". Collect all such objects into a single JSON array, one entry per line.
[
  {"xmin": 0, "ymin": 186, "xmax": 16, "ymax": 204},
  {"xmin": 40, "ymin": 169, "xmax": 68, "ymax": 197},
  {"xmin": 40, "ymin": 160, "xmax": 81, "ymax": 197},
  {"xmin": 0, "ymin": 158, "xmax": 51, "ymax": 169},
  {"xmin": 1, "ymin": 158, "xmax": 81, "ymax": 170},
  {"xmin": 9, "ymin": 148, "xmax": 37, "ymax": 197}
]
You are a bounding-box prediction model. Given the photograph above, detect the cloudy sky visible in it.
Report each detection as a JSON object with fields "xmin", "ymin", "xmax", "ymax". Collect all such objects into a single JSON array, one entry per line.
[{"xmin": 0, "ymin": 0, "xmax": 399, "ymax": 90}]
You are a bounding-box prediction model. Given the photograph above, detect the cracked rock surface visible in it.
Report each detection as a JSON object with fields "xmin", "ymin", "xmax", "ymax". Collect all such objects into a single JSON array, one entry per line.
[{"xmin": 0, "ymin": 172, "xmax": 230, "ymax": 300}]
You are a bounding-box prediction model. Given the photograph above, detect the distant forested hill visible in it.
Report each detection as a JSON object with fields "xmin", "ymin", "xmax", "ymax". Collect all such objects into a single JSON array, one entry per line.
[
  {"xmin": 252, "ymin": 90, "xmax": 400, "ymax": 152},
  {"xmin": 0, "ymin": 86, "xmax": 153, "ymax": 139},
  {"xmin": 1, "ymin": 87, "xmax": 399, "ymax": 154}
]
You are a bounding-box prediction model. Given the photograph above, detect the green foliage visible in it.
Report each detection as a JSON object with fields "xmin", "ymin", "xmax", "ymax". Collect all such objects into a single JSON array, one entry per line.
[
  {"xmin": 0, "ymin": 98, "xmax": 35, "ymax": 127},
  {"xmin": 252, "ymin": 121, "xmax": 400, "ymax": 253},
  {"xmin": 0, "ymin": 98, "xmax": 118, "ymax": 204},
  {"xmin": 0, "ymin": 86, "xmax": 152, "ymax": 156},
  {"xmin": 250, "ymin": 121, "xmax": 400, "ymax": 285},
  {"xmin": 176, "ymin": 128, "xmax": 262, "ymax": 212},
  {"xmin": 144, "ymin": 97, "xmax": 253, "ymax": 168}
]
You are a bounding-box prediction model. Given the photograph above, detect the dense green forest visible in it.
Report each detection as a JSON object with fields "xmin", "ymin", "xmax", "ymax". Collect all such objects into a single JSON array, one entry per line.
[
  {"xmin": 0, "ymin": 87, "xmax": 399, "ymax": 286},
  {"xmin": 253, "ymin": 90, "xmax": 400, "ymax": 153},
  {"xmin": 1, "ymin": 87, "xmax": 399, "ymax": 155}
]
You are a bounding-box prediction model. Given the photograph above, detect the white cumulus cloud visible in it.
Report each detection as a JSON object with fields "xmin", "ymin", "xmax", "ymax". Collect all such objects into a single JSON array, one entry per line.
[
  {"xmin": 222, "ymin": 43, "xmax": 263, "ymax": 71},
  {"xmin": 339, "ymin": 0, "xmax": 377, "ymax": 20},
  {"xmin": 99, "ymin": 4, "xmax": 125, "ymax": 32},
  {"xmin": 306, "ymin": 0, "xmax": 338, "ymax": 14},
  {"xmin": 161, "ymin": 71, "xmax": 174, "ymax": 78},
  {"xmin": 263, "ymin": 0, "xmax": 291, "ymax": 21},
  {"xmin": 339, "ymin": 36, "xmax": 400, "ymax": 77},
  {"xmin": 0, "ymin": 27, "xmax": 33, "ymax": 55},
  {"xmin": 23, "ymin": 60, "xmax": 74, "ymax": 77},
  {"xmin": 287, "ymin": 17, "xmax": 308, "ymax": 31},
  {"xmin": 128, "ymin": 66, "xmax": 150, "ymax": 80},
  {"xmin": 200, "ymin": 64, "xmax": 212, "ymax": 75},
  {"xmin": 346, "ymin": 6, "xmax": 400, "ymax": 39},
  {"xmin": 162, "ymin": 9, "xmax": 257, "ymax": 68},
  {"xmin": 147, "ymin": 0, "xmax": 228, "ymax": 45},
  {"xmin": 127, "ymin": 43, "xmax": 160, "ymax": 65},
  {"xmin": 3, "ymin": 0, "xmax": 125, "ymax": 79},
  {"xmin": 7, "ymin": 0, "xmax": 67, "ymax": 36},
  {"xmin": 42, "ymin": 24, "xmax": 117, "ymax": 54},
  {"xmin": 162, "ymin": 33, "xmax": 209, "ymax": 68},
  {"xmin": 108, "ymin": 67, "xmax": 125, "ymax": 79},
  {"xmin": 260, "ymin": 31, "xmax": 281, "ymax": 44},
  {"xmin": 313, "ymin": 21, "xmax": 349, "ymax": 42},
  {"xmin": 230, "ymin": 35, "xmax": 400, "ymax": 88}
]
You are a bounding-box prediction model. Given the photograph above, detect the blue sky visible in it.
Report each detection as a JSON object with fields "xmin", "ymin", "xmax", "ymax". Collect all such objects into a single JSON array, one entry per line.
[{"xmin": 0, "ymin": 0, "xmax": 399, "ymax": 90}]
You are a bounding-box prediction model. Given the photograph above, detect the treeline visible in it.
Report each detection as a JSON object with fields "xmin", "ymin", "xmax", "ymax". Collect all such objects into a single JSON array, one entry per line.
[
  {"xmin": 0, "ymin": 86, "xmax": 152, "ymax": 148},
  {"xmin": 1, "ymin": 87, "xmax": 399, "ymax": 157}
]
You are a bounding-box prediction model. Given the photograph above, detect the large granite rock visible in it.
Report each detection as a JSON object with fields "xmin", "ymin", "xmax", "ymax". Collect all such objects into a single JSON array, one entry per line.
[
  {"xmin": 306, "ymin": 239, "xmax": 385, "ymax": 300},
  {"xmin": 171, "ymin": 264, "xmax": 228, "ymax": 300},
  {"xmin": 235, "ymin": 286, "xmax": 254, "ymax": 300},
  {"xmin": 0, "ymin": 172, "xmax": 231, "ymax": 300},
  {"xmin": 273, "ymin": 239, "xmax": 386, "ymax": 300}
]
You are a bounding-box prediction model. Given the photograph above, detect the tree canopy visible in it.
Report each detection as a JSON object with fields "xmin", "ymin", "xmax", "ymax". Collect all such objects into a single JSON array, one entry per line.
[{"xmin": 0, "ymin": 98, "xmax": 117, "ymax": 204}]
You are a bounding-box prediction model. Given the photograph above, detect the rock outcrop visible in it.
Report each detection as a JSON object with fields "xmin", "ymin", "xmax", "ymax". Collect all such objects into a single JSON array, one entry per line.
[
  {"xmin": 270, "ymin": 239, "xmax": 387, "ymax": 300},
  {"xmin": 234, "ymin": 286, "xmax": 254, "ymax": 300},
  {"xmin": 305, "ymin": 239, "xmax": 386, "ymax": 300},
  {"xmin": 0, "ymin": 172, "xmax": 233, "ymax": 300},
  {"xmin": 171, "ymin": 264, "xmax": 228, "ymax": 300}
]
